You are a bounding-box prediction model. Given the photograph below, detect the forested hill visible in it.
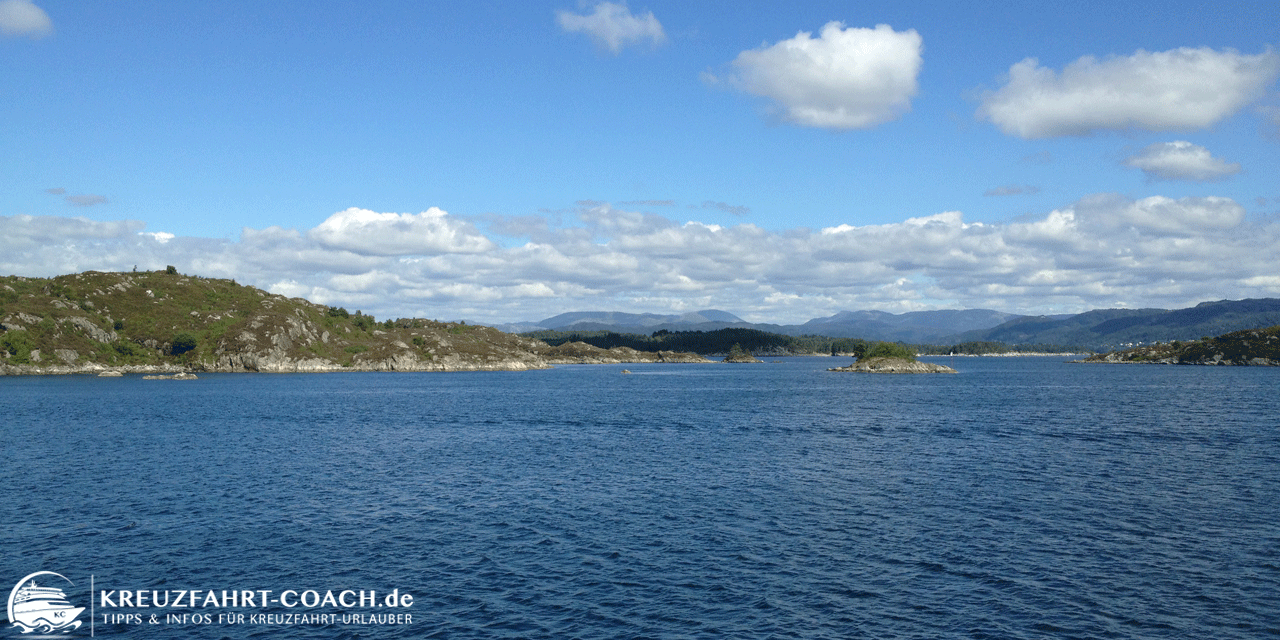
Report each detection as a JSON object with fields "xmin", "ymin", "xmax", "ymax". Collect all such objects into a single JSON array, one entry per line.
[
  {"xmin": 521, "ymin": 328, "xmax": 1076, "ymax": 356},
  {"xmin": 960, "ymin": 299, "xmax": 1280, "ymax": 351},
  {"xmin": 523, "ymin": 327, "xmax": 855, "ymax": 356}
]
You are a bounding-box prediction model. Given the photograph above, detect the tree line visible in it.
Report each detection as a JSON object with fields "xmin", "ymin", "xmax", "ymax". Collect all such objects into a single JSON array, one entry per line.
[{"xmin": 522, "ymin": 328, "xmax": 1081, "ymax": 357}]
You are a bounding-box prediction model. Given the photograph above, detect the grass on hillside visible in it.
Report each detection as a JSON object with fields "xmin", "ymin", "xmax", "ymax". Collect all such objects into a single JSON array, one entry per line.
[{"xmin": 0, "ymin": 269, "xmax": 524, "ymax": 369}]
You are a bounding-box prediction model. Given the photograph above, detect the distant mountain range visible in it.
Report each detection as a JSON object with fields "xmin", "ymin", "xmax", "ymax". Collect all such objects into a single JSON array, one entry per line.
[{"xmin": 495, "ymin": 299, "xmax": 1280, "ymax": 351}]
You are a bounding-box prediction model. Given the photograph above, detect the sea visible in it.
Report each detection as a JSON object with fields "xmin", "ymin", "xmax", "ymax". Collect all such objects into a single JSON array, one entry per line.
[{"xmin": 2, "ymin": 357, "xmax": 1277, "ymax": 639}]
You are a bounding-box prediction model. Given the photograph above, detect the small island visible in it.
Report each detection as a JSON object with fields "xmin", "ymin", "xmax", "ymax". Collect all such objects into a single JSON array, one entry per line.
[
  {"xmin": 829, "ymin": 356, "xmax": 957, "ymax": 374},
  {"xmin": 827, "ymin": 341, "xmax": 956, "ymax": 374},
  {"xmin": 723, "ymin": 343, "xmax": 763, "ymax": 363}
]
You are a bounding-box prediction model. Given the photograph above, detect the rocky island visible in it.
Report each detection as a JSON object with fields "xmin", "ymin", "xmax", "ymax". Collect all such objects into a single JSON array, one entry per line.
[
  {"xmin": 722, "ymin": 343, "xmax": 763, "ymax": 363},
  {"xmin": 0, "ymin": 270, "xmax": 705, "ymax": 375},
  {"xmin": 827, "ymin": 341, "xmax": 956, "ymax": 374},
  {"xmin": 1077, "ymin": 325, "xmax": 1280, "ymax": 365},
  {"xmin": 828, "ymin": 356, "xmax": 957, "ymax": 374}
]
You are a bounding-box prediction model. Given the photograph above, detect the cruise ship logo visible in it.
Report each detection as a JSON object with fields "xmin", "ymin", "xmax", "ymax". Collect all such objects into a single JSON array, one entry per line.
[{"xmin": 6, "ymin": 572, "xmax": 84, "ymax": 634}]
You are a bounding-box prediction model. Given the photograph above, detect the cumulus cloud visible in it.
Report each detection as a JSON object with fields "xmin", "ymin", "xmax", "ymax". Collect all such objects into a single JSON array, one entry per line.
[
  {"xmin": 307, "ymin": 207, "xmax": 496, "ymax": 256},
  {"xmin": 0, "ymin": 0, "xmax": 51, "ymax": 38},
  {"xmin": 1073, "ymin": 193, "xmax": 1244, "ymax": 235},
  {"xmin": 557, "ymin": 2, "xmax": 665, "ymax": 54},
  {"xmin": 719, "ymin": 21, "xmax": 922, "ymax": 130},
  {"xmin": 1123, "ymin": 141, "xmax": 1242, "ymax": 182},
  {"xmin": 979, "ymin": 47, "xmax": 1280, "ymax": 138},
  {"xmin": 3, "ymin": 196, "xmax": 1276, "ymax": 324}
]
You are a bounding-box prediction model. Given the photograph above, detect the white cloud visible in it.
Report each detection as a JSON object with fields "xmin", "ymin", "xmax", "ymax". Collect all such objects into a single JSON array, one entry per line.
[
  {"xmin": 1, "ymin": 215, "xmax": 142, "ymax": 246},
  {"xmin": 720, "ymin": 22, "xmax": 922, "ymax": 130},
  {"xmin": 979, "ymin": 47, "xmax": 1280, "ymax": 138},
  {"xmin": 3, "ymin": 196, "xmax": 1276, "ymax": 324},
  {"xmin": 556, "ymin": 2, "xmax": 665, "ymax": 54},
  {"xmin": 1123, "ymin": 141, "xmax": 1242, "ymax": 182},
  {"xmin": 307, "ymin": 207, "xmax": 496, "ymax": 256},
  {"xmin": 1074, "ymin": 193, "xmax": 1245, "ymax": 235},
  {"xmin": 0, "ymin": 0, "xmax": 51, "ymax": 38}
]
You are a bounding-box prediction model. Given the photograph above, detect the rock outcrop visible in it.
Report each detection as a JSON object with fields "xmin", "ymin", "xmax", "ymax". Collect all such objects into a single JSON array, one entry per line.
[{"xmin": 828, "ymin": 356, "xmax": 957, "ymax": 373}]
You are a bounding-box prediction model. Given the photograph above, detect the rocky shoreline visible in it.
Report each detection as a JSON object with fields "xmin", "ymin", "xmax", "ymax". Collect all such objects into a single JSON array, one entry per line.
[
  {"xmin": 1074, "ymin": 326, "xmax": 1280, "ymax": 366},
  {"xmin": 0, "ymin": 342, "xmax": 713, "ymax": 376}
]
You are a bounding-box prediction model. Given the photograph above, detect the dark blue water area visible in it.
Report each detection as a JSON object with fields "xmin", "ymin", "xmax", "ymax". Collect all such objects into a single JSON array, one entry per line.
[{"xmin": 2, "ymin": 357, "xmax": 1279, "ymax": 639}]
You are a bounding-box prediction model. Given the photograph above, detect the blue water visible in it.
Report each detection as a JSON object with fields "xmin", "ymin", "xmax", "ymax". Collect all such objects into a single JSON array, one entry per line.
[{"xmin": 3, "ymin": 357, "xmax": 1278, "ymax": 638}]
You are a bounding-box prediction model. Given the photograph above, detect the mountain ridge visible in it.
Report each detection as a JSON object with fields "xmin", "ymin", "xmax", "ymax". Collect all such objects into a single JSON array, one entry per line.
[{"xmin": 503, "ymin": 299, "xmax": 1280, "ymax": 351}]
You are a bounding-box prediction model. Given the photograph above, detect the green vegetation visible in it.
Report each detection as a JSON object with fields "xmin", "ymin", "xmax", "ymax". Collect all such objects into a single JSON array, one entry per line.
[
  {"xmin": 524, "ymin": 327, "xmax": 865, "ymax": 355},
  {"xmin": 522, "ymin": 327, "xmax": 1078, "ymax": 357},
  {"xmin": 171, "ymin": 332, "xmax": 198, "ymax": 355},
  {"xmin": 0, "ymin": 270, "xmax": 535, "ymax": 372},
  {"xmin": 1082, "ymin": 324, "xmax": 1280, "ymax": 365},
  {"xmin": 351, "ymin": 312, "xmax": 375, "ymax": 331},
  {"xmin": 915, "ymin": 341, "xmax": 1087, "ymax": 355},
  {"xmin": 0, "ymin": 330, "xmax": 34, "ymax": 364},
  {"xmin": 855, "ymin": 341, "xmax": 917, "ymax": 361}
]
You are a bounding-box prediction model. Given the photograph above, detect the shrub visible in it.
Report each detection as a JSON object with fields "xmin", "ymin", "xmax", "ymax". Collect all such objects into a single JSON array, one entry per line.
[
  {"xmin": 1, "ymin": 330, "xmax": 35, "ymax": 364},
  {"xmin": 327, "ymin": 307, "xmax": 350, "ymax": 318},
  {"xmin": 165, "ymin": 265, "xmax": 178, "ymax": 275},
  {"xmin": 171, "ymin": 332, "xmax": 198, "ymax": 355},
  {"xmin": 113, "ymin": 341, "xmax": 144, "ymax": 358},
  {"xmin": 344, "ymin": 345, "xmax": 368, "ymax": 354}
]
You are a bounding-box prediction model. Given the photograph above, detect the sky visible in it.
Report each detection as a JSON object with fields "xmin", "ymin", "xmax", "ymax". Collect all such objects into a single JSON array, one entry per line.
[{"xmin": 2, "ymin": 0, "xmax": 1278, "ymax": 325}]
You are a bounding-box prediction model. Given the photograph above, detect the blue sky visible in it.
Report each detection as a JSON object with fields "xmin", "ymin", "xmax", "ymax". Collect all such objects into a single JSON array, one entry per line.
[{"xmin": 3, "ymin": 1, "xmax": 1279, "ymax": 324}]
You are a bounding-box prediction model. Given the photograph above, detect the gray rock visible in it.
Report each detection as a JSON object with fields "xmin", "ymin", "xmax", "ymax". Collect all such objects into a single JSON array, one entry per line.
[
  {"xmin": 62, "ymin": 316, "xmax": 118, "ymax": 343},
  {"xmin": 829, "ymin": 357, "xmax": 957, "ymax": 374}
]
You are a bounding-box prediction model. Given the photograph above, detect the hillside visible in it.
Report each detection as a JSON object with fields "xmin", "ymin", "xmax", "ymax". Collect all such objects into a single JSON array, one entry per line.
[
  {"xmin": 795, "ymin": 308, "xmax": 1022, "ymax": 342},
  {"xmin": 505, "ymin": 299, "xmax": 1280, "ymax": 350},
  {"xmin": 960, "ymin": 299, "xmax": 1280, "ymax": 351},
  {"xmin": 0, "ymin": 270, "xmax": 563, "ymax": 374},
  {"xmin": 1078, "ymin": 325, "xmax": 1280, "ymax": 365},
  {"xmin": 503, "ymin": 308, "xmax": 1019, "ymax": 343}
]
